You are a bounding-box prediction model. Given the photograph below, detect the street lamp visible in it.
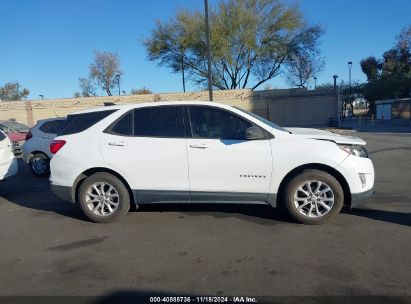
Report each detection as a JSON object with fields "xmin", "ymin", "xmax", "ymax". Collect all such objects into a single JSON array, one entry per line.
[
  {"xmin": 333, "ymin": 75, "xmax": 338, "ymax": 89},
  {"xmin": 115, "ymin": 74, "xmax": 121, "ymax": 96},
  {"xmin": 348, "ymin": 61, "xmax": 353, "ymax": 118},
  {"xmin": 313, "ymin": 77, "xmax": 317, "ymax": 90},
  {"xmin": 39, "ymin": 94, "xmax": 44, "ymax": 100}
]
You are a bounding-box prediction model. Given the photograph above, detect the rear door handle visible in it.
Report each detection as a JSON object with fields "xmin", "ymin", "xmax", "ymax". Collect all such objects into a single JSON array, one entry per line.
[
  {"xmin": 109, "ymin": 141, "xmax": 127, "ymax": 147},
  {"xmin": 189, "ymin": 144, "xmax": 209, "ymax": 149}
]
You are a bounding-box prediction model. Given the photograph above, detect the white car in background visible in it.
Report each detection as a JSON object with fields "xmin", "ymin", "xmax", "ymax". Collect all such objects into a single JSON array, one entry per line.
[
  {"xmin": 50, "ymin": 101, "xmax": 375, "ymax": 224},
  {"xmin": 22, "ymin": 117, "xmax": 66, "ymax": 177},
  {"xmin": 0, "ymin": 130, "xmax": 18, "ymax": 181}
]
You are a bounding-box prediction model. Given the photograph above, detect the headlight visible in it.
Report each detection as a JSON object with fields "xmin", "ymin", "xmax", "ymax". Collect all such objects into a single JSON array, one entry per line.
[{"xmin": 338, "ymin": 145, "xmax": 369, "ymax": 158}]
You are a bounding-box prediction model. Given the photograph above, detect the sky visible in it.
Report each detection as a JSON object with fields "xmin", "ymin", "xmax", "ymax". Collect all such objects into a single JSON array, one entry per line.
[{"xmin": 1, "ymin": 0, "xmax": 410, "ymax": 100}]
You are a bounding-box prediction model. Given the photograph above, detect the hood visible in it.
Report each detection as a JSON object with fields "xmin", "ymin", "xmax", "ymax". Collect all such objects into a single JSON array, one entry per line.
[{"xmin": 285, "ymin": 127, "xmax": 366, "ymax": 145}]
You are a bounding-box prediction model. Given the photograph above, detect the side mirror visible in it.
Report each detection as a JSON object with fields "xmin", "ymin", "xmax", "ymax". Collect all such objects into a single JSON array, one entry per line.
[{"xmin": 245, "ymin": 126, "xmax": 266, "ymax": 140}]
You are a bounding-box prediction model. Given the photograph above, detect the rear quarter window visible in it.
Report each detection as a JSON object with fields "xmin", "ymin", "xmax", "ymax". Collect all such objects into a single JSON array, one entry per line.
[
  {"xmin": 0, "ymin": 131, "xmax": 5, "ymax": 141},
  {"xmin": 58, "ymin": 110, "xmax": 117, "ymax": 136},
  {"xmin": 48, "ymin": 119, "xmax": 66, "ymax": 134},
  {"xmin": 39, "ymin": 121, "xmax": 53, "ymax": 133}
]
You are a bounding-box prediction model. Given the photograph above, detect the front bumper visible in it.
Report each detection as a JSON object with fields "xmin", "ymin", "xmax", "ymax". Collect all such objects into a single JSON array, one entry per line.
[
  {"xmin": 351, "ymin": 186, "xmax": 375, "ymax": 208},
  {"xmin": 50, "ymin": 184, "xmax": 74, "ymax": 203}
]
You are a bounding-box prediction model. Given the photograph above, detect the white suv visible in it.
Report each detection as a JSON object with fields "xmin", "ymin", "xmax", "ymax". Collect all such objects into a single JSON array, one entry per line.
[
  {"xmin": 0, "ymin": 130, "xmax": 18, "ymax": 181},
  {"xmin": 22, "ymin": 118, "xmax": 66, "ymax": 176},
  {"xmin": 50, "ymin": 101, "xmax": 374, "ymax": 224}
]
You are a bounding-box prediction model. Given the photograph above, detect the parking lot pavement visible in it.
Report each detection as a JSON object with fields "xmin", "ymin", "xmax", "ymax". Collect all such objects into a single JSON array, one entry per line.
[{"xmin": 0, "ymin": 132, "xmax": 410, "ymax": 298}]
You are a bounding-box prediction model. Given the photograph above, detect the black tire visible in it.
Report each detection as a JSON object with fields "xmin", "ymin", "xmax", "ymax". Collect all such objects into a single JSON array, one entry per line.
[
  {"xmin": 284, "ymin": 169, "xmax": 344, "ymax": 224},
  {"xmin": 78, "ymin": 172, "xmax": 130, "ymax": 223},
  {"xmin": 29, "ymin": 153, "xmax": 50, "ymax": 177}
]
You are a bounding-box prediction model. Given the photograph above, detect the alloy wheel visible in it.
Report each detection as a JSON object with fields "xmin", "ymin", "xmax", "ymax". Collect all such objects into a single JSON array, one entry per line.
[
  {"xmin": 85, "ymin": 182, "xmax": 120, "ymax": 216},
  {"xmin": 293, "ymin": 180, "xmax": 335, "ymax": 218}
]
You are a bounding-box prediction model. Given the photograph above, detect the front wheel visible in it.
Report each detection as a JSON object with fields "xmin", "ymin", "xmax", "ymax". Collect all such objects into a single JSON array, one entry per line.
[
  {"xmin": 284, "ymin": 169, "xmax": 344, "ymax": 224},
  {"xmin": 78, "ymin": 172, "xmax": 130, "ymax": 223}
]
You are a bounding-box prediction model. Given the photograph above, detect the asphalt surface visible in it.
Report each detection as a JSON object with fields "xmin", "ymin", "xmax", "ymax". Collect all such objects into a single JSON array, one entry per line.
[{"xmin": 0, "ymin": 132, "xmax": 410, "ymax": 299}]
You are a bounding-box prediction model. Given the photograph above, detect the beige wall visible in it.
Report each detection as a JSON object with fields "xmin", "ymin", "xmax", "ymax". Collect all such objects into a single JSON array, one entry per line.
[{"xmin": 0, "ymin": 88, "xmax": 337, "ymax": 127}]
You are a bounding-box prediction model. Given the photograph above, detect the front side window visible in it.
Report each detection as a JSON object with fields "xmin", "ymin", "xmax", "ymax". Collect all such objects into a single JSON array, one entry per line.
[
  {"xmin": 133, "ymin": 106, "xmax": 185, "ymax": 138},
  {"xmin": 188, "ymin": 106, "xmax": 253, "ymax": 140}
]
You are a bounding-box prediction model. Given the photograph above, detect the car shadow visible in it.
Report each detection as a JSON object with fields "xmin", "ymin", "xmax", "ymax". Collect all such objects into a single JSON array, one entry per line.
[
  {"xmin": 3, "ymin": 161, "xmax": 410, "ymax": 227},
  {"xmin": 135, "ymin": 203, "xmax": 292, "ymax": 225},
  {"xmin": 1, "ymin": 160, "xmax": 293, "ymax": 225},
  {"xmin": 343, "ymin": 208, "xmax": 411, "ymax": 227},
  {"xmin": 0, "ymin": 159, "xmax": 89, "ymax": 222}
]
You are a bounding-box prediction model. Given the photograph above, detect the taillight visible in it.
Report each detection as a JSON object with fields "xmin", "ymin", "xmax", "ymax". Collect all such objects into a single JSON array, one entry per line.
[
  {"xmin": 26, "ymin": 130, "xmax": 33, "ymax": 140},
  {"xmin": 50, "ymin": 140, "xmax": 66, "ymax": 154}
]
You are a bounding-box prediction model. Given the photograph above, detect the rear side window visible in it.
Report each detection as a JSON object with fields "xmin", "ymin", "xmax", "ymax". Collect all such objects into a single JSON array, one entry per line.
[
  {"xmin": 110, "ymin": 111, "xmax": 133, "ymax": 136},
  {"xmin": 59, "ymin": 110, "xmax": 117, "ymax": 136},
  {"xmin": 48, "ymin": 120, "xmax": 66, "ymax": 134},
  {"xmin": 0, "ymin": 131, "xmax": 5, "ymax": 141},
  {"xmin": 133, "ymin": 106, "xmax": 185, "ymax": 137},
  {"xmin": 39, "ymin": 121, "xmax": 53, "ymax": 133}
]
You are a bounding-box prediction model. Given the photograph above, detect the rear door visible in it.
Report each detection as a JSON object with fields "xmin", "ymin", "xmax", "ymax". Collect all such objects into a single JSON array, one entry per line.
[
  {"xmin": 100, "ymin": 105, "xmax": 190, "ymax": 203},
  {"xmin": 185, "ymin": 105, "xmax": 272, "ymax": 202}
]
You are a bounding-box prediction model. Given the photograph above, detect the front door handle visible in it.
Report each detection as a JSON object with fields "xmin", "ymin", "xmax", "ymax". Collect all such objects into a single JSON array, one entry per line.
[
  {"xmin": 189, "ymin": 144, "xmax": 209, "ymax": 149},
  {"xmin": 109, "ymin": 141, "xmax": 127, "ymax": 147}
]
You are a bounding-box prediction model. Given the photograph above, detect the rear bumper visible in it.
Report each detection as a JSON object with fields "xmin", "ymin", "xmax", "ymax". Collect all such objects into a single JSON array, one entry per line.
[
  {"xmin": 50, "ymin": 184, "xmax": 74, "ymax": 203},
  {"xmin": 351, "ymin": 187, "xmax": 375, "ymax": 208}
]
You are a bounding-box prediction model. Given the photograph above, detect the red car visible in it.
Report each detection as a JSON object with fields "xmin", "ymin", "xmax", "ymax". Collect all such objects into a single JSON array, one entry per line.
[{"xmin": 0, "ymin": 120, "xmax": 29, "ymax": 154}]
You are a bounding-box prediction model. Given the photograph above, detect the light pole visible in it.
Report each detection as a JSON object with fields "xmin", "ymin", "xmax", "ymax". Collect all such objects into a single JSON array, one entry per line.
[
  {"xmin": 115, "ymin": 74, "xmax": 121, "ymax": 96},
  {"xmin": 313, "ymin": 77, "xmax": 317, "ymax": 90},
  {"xmin": 39, "ymin": 94, "xmax": 44, "ymax": 100},
  {"xmin": 204, "ymin": 0, "xmax": 213, "ymax": 101},
  {"xmin": 348, "ymin": 61, "xmax": 353, "ymax": 117},
  {"xmin": 333, "ymin": 75, "xmax": 338, "ymax": 90}
]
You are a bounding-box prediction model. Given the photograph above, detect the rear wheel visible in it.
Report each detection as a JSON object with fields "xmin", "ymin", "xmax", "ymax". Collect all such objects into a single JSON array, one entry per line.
[
  {"xmin": 29, "ymin": 153, "xmax": 50, "ymax": 177},
  {"xmin": 284, "ymin": 169, "xmax": 344, "ymax": 224},
  {"xmin": 78, "ymin": 172, "xmax": 130, "ymax": 223}
]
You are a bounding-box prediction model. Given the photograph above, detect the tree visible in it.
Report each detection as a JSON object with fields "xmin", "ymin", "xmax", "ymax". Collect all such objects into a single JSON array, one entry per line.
[
  {"xmin": 78, "ymin": 77, "xmax": 97, "ymax": 97},
  {"xmin": 73, "ymin": 92, "xmax": 81, "ymax": 98},
  {"xmin": 131, "ymin": 87, "xmax": 153, "ymax": 95},
  {"xmin": 286, "ymin": 49, "xmax": 324, "ymax": 88},
  {"xmin": 79, "ymin": 50, "xmax": 122, "ymax": 96},
  {"xmin": 144, "ymin": 0, "xmax": 323, "ymax": 91},
  {"xmin": 0, "ymin": 82, "xmax": 30, "ymax": 101},
  {"xmin": 360, "ymin": 25, "xmax": 411, "ymax": 109},
  {"xmin": 360, "ymin": 56, "xmax": 381, "ymax": 81}
]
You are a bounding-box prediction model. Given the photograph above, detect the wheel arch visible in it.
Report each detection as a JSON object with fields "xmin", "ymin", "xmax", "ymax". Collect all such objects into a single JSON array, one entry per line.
[
  {"xmin": 72, "ymin": 167, "xmax": 135, "ymax": 207},
  {"xmin": 276, "ymin": 163, "xmax": 352, "ymax": 208},
  {"xmin": 29, "ymin": 150, "xmax": 49, "ymax": 160}
]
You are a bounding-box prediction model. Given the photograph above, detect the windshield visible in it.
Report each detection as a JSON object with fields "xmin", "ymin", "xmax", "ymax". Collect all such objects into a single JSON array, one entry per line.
[
  {"xmin": 0, "ymin": 121, "xmax": 29, "ymax": 132},
  {"xmin": 232, "ymin": 106, "xmax": 290, "ymax": 133}
]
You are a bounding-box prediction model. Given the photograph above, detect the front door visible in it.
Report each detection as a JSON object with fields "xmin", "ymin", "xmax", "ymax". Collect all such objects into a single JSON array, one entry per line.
[
  {"xmin": 185, "ymin": 105, "xmax": 272, "ymax": 202},
  {"xmin": 100, "ymin": 105, "xmax": 189, "ymax": 203}
]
